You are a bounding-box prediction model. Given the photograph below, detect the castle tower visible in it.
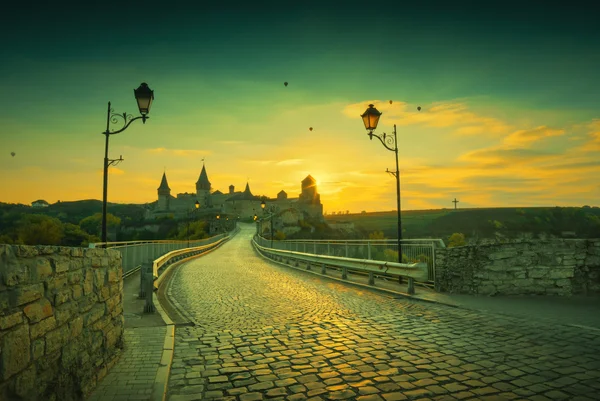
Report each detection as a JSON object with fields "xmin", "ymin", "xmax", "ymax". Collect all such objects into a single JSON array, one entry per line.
[
  {"xmin": 229, "ymin": 184, "xmax": 235, "ymax": 195},
  {"xmin": 157, "ymin": 172, "xmax": 171, "ymax": 211},
  {"xmin": 299, "ymin": 175, "xmax": 318, "ymax": 203},
  {"xmin": 195, "ymin": 163, "xmax": 211, "ymax": 207}
]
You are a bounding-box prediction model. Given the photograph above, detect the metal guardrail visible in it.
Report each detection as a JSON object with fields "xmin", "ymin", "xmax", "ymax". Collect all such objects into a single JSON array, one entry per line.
[
  {"xmin": 254, "ymin": 236, "xmax": 444, "ymax": 283},
  {"xmin": 90, "ymin": 233, "xmax": 230, "ymax": 277},
  {"xmin": 252, "ymin": 236, "xmax": 428, "ymax": 294}
]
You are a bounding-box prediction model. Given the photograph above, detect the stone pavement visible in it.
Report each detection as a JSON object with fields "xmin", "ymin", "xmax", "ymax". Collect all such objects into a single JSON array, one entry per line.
[
  {"xmin": 165, "ymin": 224, "xmax": 600, "ymax": 401},
  {"xmin": 87, "ymin": 270, "xmax": 167, "ymax": 401}
]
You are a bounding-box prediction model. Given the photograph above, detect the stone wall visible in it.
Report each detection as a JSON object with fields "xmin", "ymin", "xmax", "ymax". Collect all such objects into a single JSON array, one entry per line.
[
  {"xmin": 0, "ymin": 245, "xmax": 124, "ymax": 400},
  {"xmin": 435, "ymin": 239, "xmax": 600, "ymax": 296}
]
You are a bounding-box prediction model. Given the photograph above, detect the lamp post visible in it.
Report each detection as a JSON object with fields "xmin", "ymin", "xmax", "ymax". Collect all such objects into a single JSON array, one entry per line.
[
  {"xmin": 187, "ymin": 201, "xmax": 200, "ymax": 247},
  {"xmin": 261, "ymin": 200, "xmax": 279, "ymax": 248},
  {"xmin": 101, "ymin": 82, "xmax": 154, "ymax": 244},
  {"xmin": 360, "ymin": 104, "xmax": 403, "ymax": 264}
]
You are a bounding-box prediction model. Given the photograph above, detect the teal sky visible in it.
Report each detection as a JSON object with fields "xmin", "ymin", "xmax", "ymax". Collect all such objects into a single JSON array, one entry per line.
[{"xmin": 1, "ymin": 1, "xmax": 599, "ymax": 211}]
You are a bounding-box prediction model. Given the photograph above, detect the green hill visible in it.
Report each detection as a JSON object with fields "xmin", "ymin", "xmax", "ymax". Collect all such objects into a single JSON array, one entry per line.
[{"xmin": 325, "ymin": 206, "xmax": 600, "ymax": 240}]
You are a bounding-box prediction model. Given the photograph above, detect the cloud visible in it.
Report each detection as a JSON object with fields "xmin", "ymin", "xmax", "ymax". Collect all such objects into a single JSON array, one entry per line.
[
  {"xmin": 459, "ymin": 147, "xmax": 557, "ymax": 165},
  {"xmin": 577, "ymin": 119, "xmax": 600, "ymax": 152},
  {"xmin": 146, "ymin": 148, "xmax": 211, "ymax": 157},
  {"xmin": 343, "ymin": 100, "xmax": 512, "ymax": 137},
  {"xmin": 275, "ymin": 159, "xmax": 304, "ymax": 166},
  {"xmin": 503, "ymin": 126, "xmax": 565, "ymax": 147}
]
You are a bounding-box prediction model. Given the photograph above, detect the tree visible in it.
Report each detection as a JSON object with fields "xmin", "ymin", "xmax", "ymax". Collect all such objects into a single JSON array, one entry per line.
[
  {"xmin": 62, "ymin": 223, "xmax": 92, "ymax": 247},
  {"xmin": 79, "ymin": 213, "xmax": 121, "ymax": 236},
  {"xmin": 17, "ymin": 214, "xmax": 64, "ymax": 245},
  {"xmin": 369, "ymin": 231, "xmax": 385, "ymax": 240},
  {"xmin": 448, "ymin": 232, "xmax": 466, "ymax": 248}
]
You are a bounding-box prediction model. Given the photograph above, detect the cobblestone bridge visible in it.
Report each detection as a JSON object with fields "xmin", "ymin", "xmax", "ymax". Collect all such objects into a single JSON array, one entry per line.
[{"xmin": 157, "ymin": 225, "xmax": 600, "ymax": 401}]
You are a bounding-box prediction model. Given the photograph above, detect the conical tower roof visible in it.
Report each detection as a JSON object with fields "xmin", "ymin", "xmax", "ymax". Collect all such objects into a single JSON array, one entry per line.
[
  {"xmin": 195, "ymin": 164, "xmax": 211, "ymax": 190},
  {"xmin": 243, "ymin": 182, "xmax": 253, "ymax": 197},
  {"xmin": 158, "ymin": 172, "xmax": 170, "ymax": 191}
]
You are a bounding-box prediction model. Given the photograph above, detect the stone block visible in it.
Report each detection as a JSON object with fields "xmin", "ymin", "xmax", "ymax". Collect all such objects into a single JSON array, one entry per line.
[
  {"xmin": 37, "ymin": 350, "xmax": 61, "ymax": 373},
  {"xmin": 82, "ymin": 270, "xmax": 93, "ymax": 295},
  {"xmin": 70, "ymin": 316, "xmax": 83, "ymax": 338},
  {"xmin": 109, "ymin": 283, "xmax": 120, "ymax": 296},
  {"xmin": 84, "ymin": 248, "xmax": 103, "ymax": 258},
  {"xmin": 15, "ymin": 245, "xmax": 39, "ymax": 258},
  {"xmin": 84, "ymin": 304, "xmax": 106, "ymax": 327},
  {"xmin": 92, "ymin": 314, "xmax": 111, "ymax": 331},
  {"xmin": 10, "ymin": 283, "xmax": 44, "ymax": 307},
  {"xmin": 45, "ymin": 323, "xmax": 71, "ymax": 354},
  {"xmin": 67, "ymin": 270, "xmax": 82, "ymax": 285},
  {"xmin": 488, "ymin": 250, "xmax": 518, "ymax": 260},
  {"xmin": 513, "ymin": 271, "xmax": 527, "ymax": 279},
  {"xmin": 105, "ymin": 325, "xmax": 122, "ymax": 349},
  {"xmin": 0, "ymin": 292, "xmax": 8, "ymax": 310},
  {"xmin": 98, "ymin": 286, "xmax": 110, "ymax": 301},
  {"xmin": 0, "ymin": 311, "xmax": 23, "ymax": 330},
  {"xmin": 94, "ymin": 268, "xmax": 107, "ymax": 290},
  {"xmin": 506, "ymin": 265, "xmax": 527, "ymax": 272},
  {"xmin": 1, "ymin": 324, "xmax": 31, "ymax": 380},
  {"xmin": 69, "ymin": 258, "xmax": 84, "ymax": 271},
  {"xmin": 528, "ymin": 268, "xmax": 549, "ymax": 279},
  {"xmin": 1, "ymin": 257, "xmax": 29, "ymax": 287},
  {"xmin": 70, "ymin": 247, "xmax": 84, "ymax": 257},
  {"xmin": 13, "ymin": 364, "xmax": 36, "ymax": 399},
  {"xmin": 38, "ymin": 246, "xmax": 58, "ymax": 255},
  {"xmin": 72, "ymin": 284, "xmax": 83, "ymax": 300},
  {"xmin": 30, "ymin": 316, "xmax": 57, "ymax": 339},
  {"xmin": 514, "ymin": 278, "xmax": 535, "ymax": 287},
  {"xmin": 23, "ymin": 297, "xmax": 53, "ymax": 323},
  {"xmin": 50, "ymin": 257, "xmax": 70, "ymax": 273},
  {"xmin": 54, "ymin": 288, "xmax": 71, "ymax": 306},
  {"xmin": 33, "ymin": 258, "xmax": 53, "ymax": 281},
  {"xmin": 546, "ymin": 287, "xmax": 570, "ymax": 296},
  {"xmin": 105, "ymin": 294, "xmax": 119, "ymax": 312},
  {"xmin": 101, "ymin": 256, "xmax": 109, "ymax": 267},
  {"xmin": 91, "ymin": 257, "xmax": 102, "ymax": 267},
  {"xmin": 45, "ymin": 274, "xmax": 68, "ymax": 294},
  {"xmin": 55, "ymin": 302, "xmax": 77, "ymax": 326},
  {"xmin": 107, "ymin": 269, "xmax": 119, "ymax": 283},
  {"xmin": 555, "ymin": 279, "xmax": 571, "ymax": 287},
  {"xmin": 548, "ymin": 269, "xmax": 574, "ymax": 279},
  {"xmin": 32, "ymin": 338, "xmax": 45, "ymax": 360},
  {"xmin": 77, "ymin": 293, "xmax": 98, "ymax": 313},
  {"xmin": 484, "ymin": 264, "xmax": 505, "ymax": 272}
]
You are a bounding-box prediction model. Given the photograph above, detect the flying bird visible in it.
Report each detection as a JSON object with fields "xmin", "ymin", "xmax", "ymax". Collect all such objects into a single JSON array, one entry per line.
[
  {"xmin": 389, "ymin": 100, "xmax": 393, "ymax": 104},
  {"xmin": 417, "ymin": 106, "xmax": 421, "ymax": 111},
  {"xmin": 309, "ymin": 127, "xmax": 313, "ymax": 131},
  {"xmin": 10, "ymin": 152, "xmax": 15, "ymax": 157},
  {"xmin": 284, "ymin": 82, "xmax": 288, "ymax": 87}
]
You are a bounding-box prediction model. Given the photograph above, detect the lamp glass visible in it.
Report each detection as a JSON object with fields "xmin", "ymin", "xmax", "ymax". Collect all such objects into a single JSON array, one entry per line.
[
  {"xmin": 261, "ymin": 200, "xmax": 266, "ymax": 209},
  {"xmin": 134, "ymin": 82, "xmax": 154, "ymax": 115},
  {"xmin": 361, "ymin": 104, "xmax": 381, "ymax": 130},
  {"xmin": 195, "ymin": 201, "xmax": 200, "ymax": 209}
]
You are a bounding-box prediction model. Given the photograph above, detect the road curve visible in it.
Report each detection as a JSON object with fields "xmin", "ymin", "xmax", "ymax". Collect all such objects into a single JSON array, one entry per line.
[{"xmin": 165, "ymin": 223, "xmax": 600, "ymax": 401}]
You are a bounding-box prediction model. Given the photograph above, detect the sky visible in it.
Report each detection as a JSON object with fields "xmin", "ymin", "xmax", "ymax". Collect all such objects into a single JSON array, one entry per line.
[{"xmin": 1, "ymin": 1, "xmax": 599, "ymax": 213}]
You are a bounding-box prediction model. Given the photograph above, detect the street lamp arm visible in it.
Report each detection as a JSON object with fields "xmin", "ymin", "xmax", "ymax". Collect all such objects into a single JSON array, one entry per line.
[
  {"xmin": 103, "ymin": 111, "xmax": 148, "ymax": 136},
  {"xmin": 368, "ymin": 131, "xmax": 396, "ymax": 152}
]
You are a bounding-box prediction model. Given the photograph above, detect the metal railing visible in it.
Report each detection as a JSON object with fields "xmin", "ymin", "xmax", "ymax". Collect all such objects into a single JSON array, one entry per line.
[
  {"xmin": 252, "ymin": 236, "xmax": 428, "ymax": 294},
  {"xmin": 253, "ymin": 236, "xmax": 445, "ymax": 283},
  {"xmin": 90, "ymin": 231, "xmax": 233, "ymax": 277}
]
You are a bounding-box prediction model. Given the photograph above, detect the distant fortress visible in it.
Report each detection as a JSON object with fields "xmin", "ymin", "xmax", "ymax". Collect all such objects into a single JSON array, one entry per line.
[{"xmin": 149, "ymin": 163, "xmax": 324, "ymax": 224}]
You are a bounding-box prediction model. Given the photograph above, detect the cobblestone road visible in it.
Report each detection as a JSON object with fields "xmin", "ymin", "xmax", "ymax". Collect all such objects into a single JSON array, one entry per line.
[{"xmin": 166, "ymin": 225, "xmax": 600, "ymax": 401}]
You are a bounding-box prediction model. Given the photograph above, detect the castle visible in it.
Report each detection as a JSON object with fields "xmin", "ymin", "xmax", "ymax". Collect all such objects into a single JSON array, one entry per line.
[{"xmin": 149, "ymin": 164, "xmax": 324, "ymax": 227}]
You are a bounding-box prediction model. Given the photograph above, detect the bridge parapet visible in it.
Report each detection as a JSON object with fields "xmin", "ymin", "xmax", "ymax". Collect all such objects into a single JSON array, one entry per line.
[{"xmin": 0, "ymin": 244, "xmax": 123, "ymax": 400}]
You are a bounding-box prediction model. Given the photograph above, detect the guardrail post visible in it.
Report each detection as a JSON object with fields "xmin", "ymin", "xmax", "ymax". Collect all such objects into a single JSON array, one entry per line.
[
  {"xmin": 139, "ymin": 259, "xmax": 151, "ymax": 298},
  {"xmin": 342, "ymin": 267, "xmax": 348, "ymax": 280},
  {"xmin": 368, "ymin": 272, "xmax": 375, "ymax": 285},
  {"xmin": 327, "ymin": 242, "xmax": 330, "ymax": 256},
  {"xmin": 407, "ymin": 277, "xmax": 415, "ymax": 295},
  {"xmin": 306, "ymin": 263, "xmax": 311, "ymax": 271},
  {"xmin": 345, "ymin": 242, "xmax": 349, "ymax": 257},
  {"xmin": 321, "ymin": 263, "xmax": 326, "ymax": 275},
  {"xmin": 367, "ymin": 242, "xmax": 371, "ymax": 260},
  {"xmin": 144, "ymin": 262, "xmax": 155, "ymax": 313}
]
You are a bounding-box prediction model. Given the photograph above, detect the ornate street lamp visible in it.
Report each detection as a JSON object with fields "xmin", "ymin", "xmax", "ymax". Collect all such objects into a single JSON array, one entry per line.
[
  {"xmin": 261, "ymin": 200, "xmax": 279, "ymax": 248},
  {"xmin": 360, "ymin": 104, "xmax": 404, "ymax": 280},
  {"xmin": 101, "ymin": 83, "xmax": 155, "ymax": 244},
  {"xmin": 187, "ymin": 200, "xmax": 200, "ymax": 247}
]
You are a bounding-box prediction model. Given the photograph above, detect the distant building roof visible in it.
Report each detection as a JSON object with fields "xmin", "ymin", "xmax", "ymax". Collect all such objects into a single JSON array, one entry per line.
[
  {"xmin": 32, "ymin": 199, "xmax": 49, "ymax": 205},
  {"xmin": 196, "ymin": 164, "xmax": 211, "ymax": 190},
  {"xmin": 212, "ymin": 190, "xmax": 224, "ymax": 195},
  {"xmin": 158, "ymin": 172, "xmax": 170, "ymax": 191}
]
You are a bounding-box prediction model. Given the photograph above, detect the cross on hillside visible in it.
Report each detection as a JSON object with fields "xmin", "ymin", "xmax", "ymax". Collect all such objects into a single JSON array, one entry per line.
[{"xmin": 453, "ymin": 198, "xmax": 459, "ymax": 210}]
